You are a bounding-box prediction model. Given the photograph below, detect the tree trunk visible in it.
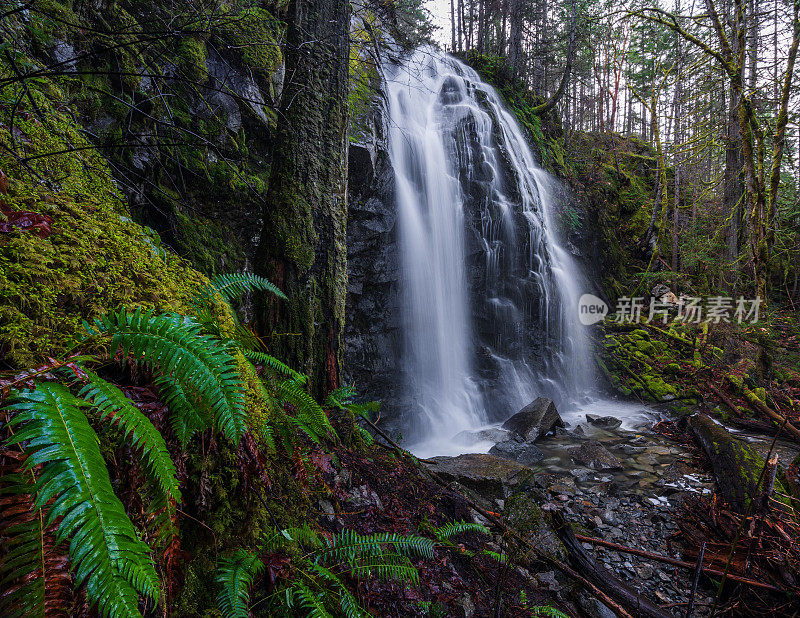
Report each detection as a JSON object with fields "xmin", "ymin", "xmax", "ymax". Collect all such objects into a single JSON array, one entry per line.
[{"xmin": 256, "ymin": 0, "xmax": 349, "ymax": 397}]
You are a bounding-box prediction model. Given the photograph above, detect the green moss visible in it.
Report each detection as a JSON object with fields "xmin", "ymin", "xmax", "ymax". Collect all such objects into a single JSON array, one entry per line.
[
  {"xmin": 218, "ymin": 7, "xmax": 283, "ymax": 75},
  {"xmin": 172, "ymin": 210, "xmax": 245, "ymax": 276},
  {"xmin": 177, "ymin": 35, "xmax": 208, "ymax": 82},
  {"xmin": 0, "ymin": 74, "xmax": 206, "ymax": 367}
]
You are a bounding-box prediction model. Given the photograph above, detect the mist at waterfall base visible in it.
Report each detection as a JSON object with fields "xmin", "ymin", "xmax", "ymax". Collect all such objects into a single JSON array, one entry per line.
[{"xmin": 384, "ymin": 48, "xmax": 651, "ymax": 458}]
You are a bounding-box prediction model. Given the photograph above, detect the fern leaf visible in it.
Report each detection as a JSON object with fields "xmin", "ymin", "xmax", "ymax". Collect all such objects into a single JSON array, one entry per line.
[
  {"xmin": 479, "ymin": 549, "xmax": 507, "ymax": 564},
  {"xmin": 277, "ymin": 379, "xmax": 333, "ymax": 442},
  {"xmin": 292, "ymin": 584, "xmax": 333, "ymax": 618},
  {"xmin": 308, "ymin": 564, "xmax": 365, "ymax": 618},
  {"xmin": 153, "ymin": 375, "xmax": 209, "ymax": 448},
  {"xmin": 192, "ymin": 273, "xmax": 287, "ymax": 309},
  {"xmin": 88, "ymin": 308, "xmax": 247, "ymax": 444},
  {"xmin": 428, "ymin": 521, "xmax": 489, "ymax": 542},
  {"xmin": 78, "ymin": 370, "xmax": 180, "ymax": 502},
  {"xmin": 350, "ymin": 560, "xmax": 419, "ymax": 584},
  {"xmin": 0, "ymin": 462, "xmax": 72, "ymax": 618},
  {"xmin": 6, "ymin": 384, "xmax": 159, "ymax": 617},
  {"xmin": 215, "ymin": 549, "xmax": 264, "ymax": 618},
  {"xmin": 531, "ymin": 606, "xmax": 570, "ymax": 617},
  {"xmin": 322, "ymin": 530, "xmax": 435, "ymax": 564},
  {"xmin": 244, "ymin": 351, "xmax": 307, "ymax": 383},
  {"xmin": 324, "ymin": 386, "xmax": 380, "ymax": 419},
  {"xmin": 262, "ymin": 525, "xmax": 322, "ymax": 552},
  {"xmin": 354, "ymin": 426, "xmax": 374, "ymax": 445}
]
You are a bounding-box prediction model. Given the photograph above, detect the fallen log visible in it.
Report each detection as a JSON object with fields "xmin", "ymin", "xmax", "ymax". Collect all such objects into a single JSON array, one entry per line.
[
  {"xmin": 708, "ymin": 382, "xmax": 743, "ymax": 418},
  {"xmin": 724, "ymin": 376, "xmax": 800, "ymax": 443},
  {"xmin": 688, "ymin": 413, "xmax": 789, "ymax": 514},
  {"xmin": 573, "ymin": 534, "xmax": 783, "ymax": 593}
]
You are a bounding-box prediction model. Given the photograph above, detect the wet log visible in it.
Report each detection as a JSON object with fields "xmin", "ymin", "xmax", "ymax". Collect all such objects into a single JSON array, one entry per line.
[
  {"xmin": 688, "ymin": 413, "xmax": 788, "ymax": 514},
  {"xmin": 724, "ymin": 377, "xmax": 800, "ymax": 443}
]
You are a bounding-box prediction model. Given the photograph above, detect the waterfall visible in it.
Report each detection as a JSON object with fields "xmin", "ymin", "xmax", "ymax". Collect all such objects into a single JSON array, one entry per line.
[{"xmin": 384, "ymin": 48, "xmax": 594, "ymax": 453}]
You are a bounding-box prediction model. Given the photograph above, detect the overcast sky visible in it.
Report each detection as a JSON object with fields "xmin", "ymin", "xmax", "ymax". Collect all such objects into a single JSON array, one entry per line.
[{"xmin": 426, "ymin": 0, "xmax": 451, "ymax": 47}]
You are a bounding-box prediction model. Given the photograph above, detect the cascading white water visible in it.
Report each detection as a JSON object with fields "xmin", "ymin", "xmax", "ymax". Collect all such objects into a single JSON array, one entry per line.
[{"xmin": 385, "ymin": 48, "xmax": 597, "ymax": 453}]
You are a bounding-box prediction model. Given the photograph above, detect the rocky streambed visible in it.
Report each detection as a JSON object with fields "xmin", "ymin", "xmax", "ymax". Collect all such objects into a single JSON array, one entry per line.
[{"xmin": 419, "ymin": 396, "xmax": 798, "ymax": 616}]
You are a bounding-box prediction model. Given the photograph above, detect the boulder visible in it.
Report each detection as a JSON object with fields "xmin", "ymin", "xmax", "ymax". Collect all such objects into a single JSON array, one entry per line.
[
  {"xmin": 489, "ymin": 439, "xmax": 544, "ymax": 466},
  {"xmin": 501, "ymin": 397, "xmax": 563, "ymax": 442},
  {"xmin": 689, "ymin": 413, "xmax": 787, "ymax": 513},
  {"xmin": 424, "ymin": 453, "xmax": 534, "ymax": 500},
  {"xmin": 568, "ymin": 441, "xmax": 623, "ymax": 470},
  {"xmin": 586, "ymin": 414, "xmax": 622, "ymax": 430},
  {"xmin": 453, "ymin": 427, "xmax": 512, "ymax": 446}
]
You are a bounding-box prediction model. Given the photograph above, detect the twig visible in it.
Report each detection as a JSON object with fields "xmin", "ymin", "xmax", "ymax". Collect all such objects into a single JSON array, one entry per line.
[
  {"xmin": 686, "ymin": 542, "xmax": 706, "ymax": 618},
  {"xmin": 573, "ymin": 535, "xmax": 781, "ymax": 592}
]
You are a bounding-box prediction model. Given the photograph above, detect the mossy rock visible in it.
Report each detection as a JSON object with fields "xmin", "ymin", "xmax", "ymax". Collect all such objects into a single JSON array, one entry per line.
[{"xmin": 0, "ymin": 75, "xmax": 205, "ymax": 366}]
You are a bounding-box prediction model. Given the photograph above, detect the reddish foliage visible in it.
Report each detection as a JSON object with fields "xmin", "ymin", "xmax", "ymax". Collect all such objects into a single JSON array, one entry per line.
[
  {"xmin": 0, "ymin": 450, "xmax": 73, "ymax": 617},
  {"xmin": 0, "ymin": 207, "xmax": 53, "ymax": 238}
]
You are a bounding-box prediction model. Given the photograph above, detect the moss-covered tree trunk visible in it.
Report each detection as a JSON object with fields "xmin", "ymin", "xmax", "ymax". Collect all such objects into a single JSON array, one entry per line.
[{"xmin": 257, "ymin": 0, "xmax": 349, "ymax": 397}]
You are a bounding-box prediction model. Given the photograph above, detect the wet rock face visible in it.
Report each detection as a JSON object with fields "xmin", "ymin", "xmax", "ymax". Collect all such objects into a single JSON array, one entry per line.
[
  {"xmin": 567, "ymin": 440, "xmax": 623, "ymax": 470},
  {"xmin": 453, "ymin": 427, "xmax": 512, "ymax": 445},
  {"xmin": 424, "ymin": 453, "xmax": 534, "ymax": 500},
  {"xmin": 343, "ymin": 105, "xmax": 405, "ymax": 420},
  {"xmin": 502, "ymin": 397, "xmax": 564, "ymax": 442},
  {"xmin": 586, "ymin": 414, "xmax": 622, "ymax": 430},
  {"xmin": 489, "ymin": 439, "xmax": 544, "ymax": 466}
]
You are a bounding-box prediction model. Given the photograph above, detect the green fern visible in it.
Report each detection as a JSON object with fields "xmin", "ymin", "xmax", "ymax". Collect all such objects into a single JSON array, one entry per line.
[
  {"xmin": 78, "ymin": 370, "xmax": 180, "ymax": 502},
  {"xmin": 262, "ymin": 525, "xmax": 323, "ymax": 552},
  {"xmin": 530, "ymin": 606, "xmax": 570, "ymax": 617},
  {"xmin": 324, "ymin": 385, "xmax": 380, "ymax": 419},
  {"xmin": 322, "ymin": 530, "xmax": 435, "ymax": 563},
  {"xmin": 427, "ymin": 520, "xmax": 489, "ymax": 542},
  {"xmin": 245, "ymin": 350, "xmax": 308, "ymax": 383},
  {"xmin": 86, "ymin": 308, "xmax": 247, "ymax": 444},
  {"xmin": 308, "ymin": 564, "xmax": 365, "ymax": 618},
  {"xmin": 6, "ymin": 384, "xmax": 159, "ymax": 617},
  {"xmin": 278, "ymin": 379, "xmax": 333, "ymax": 442},
  {"xmin": 291, "ymin": 583, "xmax": 334, "ymax": 618},
  {"xmin": 479, "ymin": 549, "xmax": 507, "ymax": 564},
  {"xmin": 191, "ymin": 272, "xmax": 287, "ymax": 308},
  {"xmin": 215, "ymin": 549, "xmax": 264, "ymax": 618}
]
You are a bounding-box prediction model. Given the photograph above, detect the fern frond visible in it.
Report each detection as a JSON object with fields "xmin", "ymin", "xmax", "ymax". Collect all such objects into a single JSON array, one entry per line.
[
  {"xmin": 153, "ymin": 375, "xmax": 209, "ymax": 448},
  {"xmin": 354, "ymin": 426, "xmax": 374, "ymax": 445},
  {"xmin": 87, "ymin": 308, "xmax": 246, "ymax": 444},
  {"xmin": 324, "ymin": 386, "xmax": 380, "ymax": 419},
  {"xmin": 531, "ymin": 606, "xmax": 570, "ymax": 617},
  {"xmin": 350, "ymin": 559, "xmax": 419, "ymax": 584},
  {"xmin": 322, "ymin": 530, "xmax": 435, "ymax": 564},
  {"xmin": 262, "ymin": 525, "xmax": 322, "ymax": 552},
  {"xmin": 308, "ymin": 564, "xmax": 365, "ymax": 618},
  {"xmin": 215, "ymin": 549, "xmax": 264, "ymax": 618},
  {"xmin": 292, "ymin": 584, "xmax": 334, "ymax": 618},
  {"xmin": 479, "ymin": 549, "xmax": 507, "ymax": 564},
  {"xmin": 6, "ymin": 384, "xmax": 158, "ymax": 616},
  {"xmin": 278, "ymin": 379, "xmax": 333, "ymax": 442},
  {"xmin": 0, "ymin": 463, "xmax": 72, "ymax": 618},
  {"xmin": 428, "ymin": 521, "xmax": 489, "ymax": 542},
  {"xmin": 78, "ymin": 370, "xmax": 180, "ymax": 502},
  {"xmin": 192, "ymin": 273, "xmax": 287, "ymax": 309},
  {"xmin": 244, "ymin": 351, "xmax": 307, "ymax": 383}
]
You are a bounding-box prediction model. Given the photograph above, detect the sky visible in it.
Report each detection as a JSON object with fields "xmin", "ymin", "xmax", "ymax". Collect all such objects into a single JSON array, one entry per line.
[{"xmin": 426, "ymin": 0, "xmax": 452, "ymax": 48}]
